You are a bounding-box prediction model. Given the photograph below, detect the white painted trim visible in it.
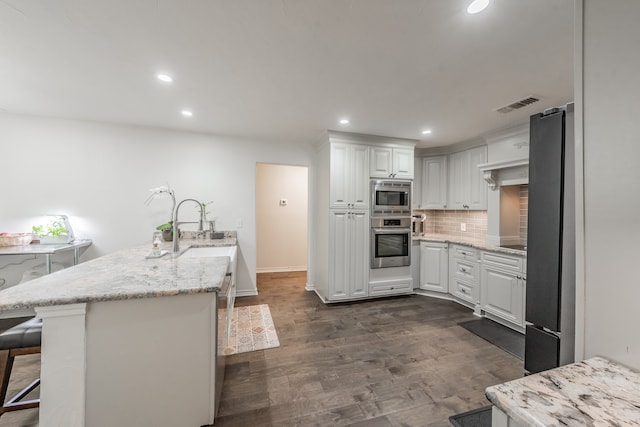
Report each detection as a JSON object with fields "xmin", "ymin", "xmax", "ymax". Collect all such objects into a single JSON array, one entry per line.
[
  {"xmin": 478, "ymin": 158, "xmax": 529, "ymax": 172},
  {"xmin": 573, "ymin": 0, "xmax": 586, "ymax": 363},
  {"xmin": 256, "ymin": 266, "xmax": 307, "ymax": 273},
  {"xmin": 35, "ymin": 303, "xmax": 87, "ymax": 427},
  {"xmin": 305, "ymin": 282, "xmax": 315, "ymax": 291},
  {"xmin": 235, "ymin": 289, "xmax": 258, "ymax": 297}
]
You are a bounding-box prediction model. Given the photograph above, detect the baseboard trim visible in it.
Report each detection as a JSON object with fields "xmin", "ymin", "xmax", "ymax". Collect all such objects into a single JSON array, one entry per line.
[
  {"xmin": 236, "ymin": 289, "xmax": 258, "ymax": 297},
  {"xmin": 256, "ymin": 267, "xmax": 307, "ymax": 273}
]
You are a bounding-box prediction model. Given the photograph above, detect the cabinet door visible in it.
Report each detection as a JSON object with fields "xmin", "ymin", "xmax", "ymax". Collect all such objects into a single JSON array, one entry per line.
[
  {"xmin": 467, "ymin": 145, "xmax": 487, "ymax": 209},
  {"xmin": 412, "ymin": 157, "xmax": 423, "ymax": 209},
  {"xmin": 448, "ymin": 150, "xmax": 469, "ymax": 209},
  {"xmin": 329, "ymin": 211, "xmax": 350, "ymax": 300},
  {"xmin": 350, "ymin": 211, "xmax": 369, "ymax": 297},
  {"xmin": 330, "ymin": 143, "xmax": 350, "ymax": 209},
  {"xmin": 420, "ymin": 243, "xmax": 448, "ymax": 293},
  {"xmin": 421, "ymin": 156, "xmax": 448, "ymax": 209},
  {"xmin": 392, "ymin": 148, "xmax": 414, "ymax": 179},
  {"xmin": 351, "ymin": 145, "xmax": 370, "ymax": 210},
  {"xmin": 481, "ymin": 264, "xmax": 524, "ymax": 326},
  {"xmin": 370, "ymin": 147, "xmax": 393, "ymax": 178}
]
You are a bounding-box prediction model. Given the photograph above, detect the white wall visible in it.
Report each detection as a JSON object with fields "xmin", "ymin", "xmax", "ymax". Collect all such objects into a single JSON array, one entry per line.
[
  {"xmin": 0, "ymin": 113, "xmax": 314, "ymax": 296},
  {"xmin": 581, "ymin": 1, "xmax": 640, "ymax": 369},
  {"xmin": 256, "ymin": 163, "xmax": 308, "ymax": 272}
]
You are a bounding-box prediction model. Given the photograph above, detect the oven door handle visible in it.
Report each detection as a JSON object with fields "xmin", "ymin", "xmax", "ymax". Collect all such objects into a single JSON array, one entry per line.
[{"xmin": 371, "ymin": 228, "xmax": 412, "ymax": 234}]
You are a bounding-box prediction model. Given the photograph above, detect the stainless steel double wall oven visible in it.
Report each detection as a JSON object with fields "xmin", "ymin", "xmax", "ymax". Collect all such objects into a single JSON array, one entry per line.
[{"xmin": 370, "ymin": 180, "xmax": 412, "ymax": 268}]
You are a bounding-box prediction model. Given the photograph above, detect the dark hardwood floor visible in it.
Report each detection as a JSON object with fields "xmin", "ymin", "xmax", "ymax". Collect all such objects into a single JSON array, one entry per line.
[
  {"xmin": 0, "ymin": 272, "xmax": 524, "ymax": 426},
  {"xmin": 215, "ymin": 272, "xmax": 523, "ymax": 426}
]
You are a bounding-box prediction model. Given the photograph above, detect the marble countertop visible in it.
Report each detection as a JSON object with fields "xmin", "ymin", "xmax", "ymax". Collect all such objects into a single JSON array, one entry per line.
[
  {"xmin": 0, "ymin": 239, "xmax": 92, "ymax": 255},
  {"xmin": 0, "ymin": 237, "xmax": 237, "ymax": 312},
  {"xmin": 413, "ymin": 233, "xmax": 526, "ymax": 256},
  {"xmin": 486, "ymin": 357, "xmax": 640, "ymax": 426}
]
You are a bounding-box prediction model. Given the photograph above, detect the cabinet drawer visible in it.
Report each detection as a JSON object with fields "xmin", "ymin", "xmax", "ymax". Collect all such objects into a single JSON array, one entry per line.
[
  {"xmin": 482, "ymin": 251, "xmax": 524, "ymax": 271},
  {"xmin": 450, "ymin": 258, "xmax": 479, "ymax": 284},
  {"xmin": 450, "ymin": 244, "xmax": 477, "ymax": 261},
  {"xmin": 369, "ymin": 279, "xmax": 412, "ymax": 296},
  {"xmin": 450, "ymin": 278, "xmax": 476, "ymax": 304}
]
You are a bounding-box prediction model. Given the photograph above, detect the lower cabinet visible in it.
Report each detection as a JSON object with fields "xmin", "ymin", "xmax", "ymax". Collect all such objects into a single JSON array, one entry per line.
[
  {"xmin": 329, "ymin": 210, "xmax": 369, "ymax": 300},
  {"xmin": 369, "ymin": 279, "xmax": 412, "ymax": 296},
  {"xmin": 419, "ymin": 241, "xmax": 448, "ymax": 293},
  {"xmin": 480, "ymin": 251, "xmax": 526, "ymax": 327}
]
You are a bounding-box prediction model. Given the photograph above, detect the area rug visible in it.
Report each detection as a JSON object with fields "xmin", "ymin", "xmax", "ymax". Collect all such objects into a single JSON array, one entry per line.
[
  {"xmin": 449, "ymin": 406, "xmax": 492, "ymax": 427},
  {"xmin": 222, "ymin": 304, "xmax": 280, "ymax": 355},
  {"xmin": 459, "ymin": 318, "xmax": 524, "ymax": 360}
]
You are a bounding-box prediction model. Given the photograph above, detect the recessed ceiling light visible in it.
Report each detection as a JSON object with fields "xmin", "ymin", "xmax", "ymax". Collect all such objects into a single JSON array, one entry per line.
[
  {"xmin": 157, "ymin": 74, "xmax": 173, "ymax": 83},
  {"xmin": 339, "ymin": 119, "xmax": 350, "ymax": 125},
  {"xmin": 181, "ymin": 110, "xmax": 193, "ymax": 117},
  {"xmin": 422, "ymin": 129, "xmax": 432, "ymax": 135},
  {"xmin": 467, "ymin": 0, "xmax": 490, "ymax": 14}
]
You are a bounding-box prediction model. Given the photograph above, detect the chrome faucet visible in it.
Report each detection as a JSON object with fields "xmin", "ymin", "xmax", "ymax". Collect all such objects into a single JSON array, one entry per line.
[{"xmin": 172, "ymin": 198, "xmax": 204, "ymax": 252}]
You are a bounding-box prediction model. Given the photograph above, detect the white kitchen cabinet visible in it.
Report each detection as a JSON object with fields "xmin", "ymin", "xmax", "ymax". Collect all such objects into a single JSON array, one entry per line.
[
  {"xmin": 329, "ymin": 210, "xmax": 369, "ymax": 300},
  {"xmin": 370, "ymin": 147, "xmax": 414, "ymax": 179},
  {"xmin": 421, "ymin": 156, "xmax": 448, "ymax": 209},
  {"xmin": 411, "ymin": 240, "xmax": 421, "ymax": 288},
  {"xmin": 449, "ymin": 244, "xmax": 480, "ymax": 306},
  {"xmin": 412, "ymin": 157, "xmax": 422, "ymax": 209},
  {"xmin": 480, "ymin": 251, "xmax": 526, "ymax": 328},
  {"xmin": 419, "ymin": 241, "xmax": 448, "ymax": 293},
  {"xmin": 448, "ymin": 145, "xmax": 487, "ymax": 210},
  {"xmin": 330, "ymin": 142, "xmax": 370, "ymax": 210}
]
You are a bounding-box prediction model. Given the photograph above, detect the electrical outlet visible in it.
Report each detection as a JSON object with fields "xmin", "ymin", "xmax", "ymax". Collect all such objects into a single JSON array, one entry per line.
[
  {"xmin": 236, "ymin": 218, "xmax": 243, "ymax": 228},
  {"xmin": 460, "ymin": 223, "xmax": 466, "ymax": 231}
]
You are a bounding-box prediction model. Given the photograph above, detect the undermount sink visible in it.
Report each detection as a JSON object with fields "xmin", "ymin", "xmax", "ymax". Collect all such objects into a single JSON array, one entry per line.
[{"xmin": 181, "ymin": 246, "xmax": 237, "ymax": 273}]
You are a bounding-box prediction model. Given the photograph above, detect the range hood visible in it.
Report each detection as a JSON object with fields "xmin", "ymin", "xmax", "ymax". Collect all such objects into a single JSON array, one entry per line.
[{"xmin": 477, "ymin": 158, "xmax": 529, "ymax": 190}]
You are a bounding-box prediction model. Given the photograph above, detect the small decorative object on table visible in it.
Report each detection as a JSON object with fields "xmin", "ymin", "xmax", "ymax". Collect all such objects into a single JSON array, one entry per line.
[{"xmin": 0, "ymin": 233, "xmax": 33, "ymax": 247}]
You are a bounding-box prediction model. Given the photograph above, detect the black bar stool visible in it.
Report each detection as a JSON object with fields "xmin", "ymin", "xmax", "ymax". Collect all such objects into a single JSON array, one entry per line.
[{"xmin": 0, "ymin": 318, "xmax": 42, "ymax": 417}]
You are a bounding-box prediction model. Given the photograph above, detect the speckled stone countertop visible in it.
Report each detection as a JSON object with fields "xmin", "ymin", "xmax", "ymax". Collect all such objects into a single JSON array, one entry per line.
[
  {"xmin": 414, "ymin": 233, "xmax": 526, "ymax": 256},
  {"xmin": 0, "ymin": 237, "xmax": 237, "ymax": 312},
  {"xmin": 485, "ymin": 357, "xmax": 640, "ymax": 426}
]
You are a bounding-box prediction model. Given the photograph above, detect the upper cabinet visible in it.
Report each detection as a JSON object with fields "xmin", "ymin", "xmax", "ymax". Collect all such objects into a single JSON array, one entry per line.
[
  {"xmin": 421, "ymin": 156, "xmax": 448, "ymax": 209},
  {"xmin": 330, "ymin": 142, "xmax": 370, "ymax": 210},
  {"xmin": 370, "ymin": 147, "xmax": 414, "ymax": 179},
  {"xmin": 448, "ymin": 145, "xmax": 487, "ymax": 210}
]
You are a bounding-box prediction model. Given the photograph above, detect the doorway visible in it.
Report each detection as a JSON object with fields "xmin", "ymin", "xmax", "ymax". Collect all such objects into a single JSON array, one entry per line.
[{"xmin": 255, "ymin": 163, "xmax": 308, "ymax": 286}]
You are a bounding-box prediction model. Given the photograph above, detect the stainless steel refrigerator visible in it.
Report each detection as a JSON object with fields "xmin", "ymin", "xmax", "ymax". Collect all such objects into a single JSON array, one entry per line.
[{"xmin": 524, "ymin": 103, "xmax": 576, "ymax": 374}]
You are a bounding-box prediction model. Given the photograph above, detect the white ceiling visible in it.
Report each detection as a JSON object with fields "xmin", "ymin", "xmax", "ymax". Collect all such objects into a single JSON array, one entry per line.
[{"xmin": 0, "ymin": 0, "xmax": 574, "ymax": 148}]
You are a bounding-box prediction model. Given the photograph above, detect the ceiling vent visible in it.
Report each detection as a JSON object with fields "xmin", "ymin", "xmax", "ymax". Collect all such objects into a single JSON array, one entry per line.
[{"xmin": 495, "ymin": 96, "xmax": 540, "ymax": 114}]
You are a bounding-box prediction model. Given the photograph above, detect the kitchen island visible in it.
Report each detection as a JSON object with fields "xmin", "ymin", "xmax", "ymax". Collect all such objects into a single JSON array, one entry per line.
[
  {"xmin": 485, "ymin": 357, "xmax": 640, "ymax": 426},
  {"xmin": 0, "ymin": 237, "xmax": 236, "ymax": 427}
]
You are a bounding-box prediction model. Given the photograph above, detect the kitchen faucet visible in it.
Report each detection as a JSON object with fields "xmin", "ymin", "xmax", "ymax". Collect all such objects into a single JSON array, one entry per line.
[{"xmin": 172, "ymin": 198, "xmax": 204, "ymax": 252}]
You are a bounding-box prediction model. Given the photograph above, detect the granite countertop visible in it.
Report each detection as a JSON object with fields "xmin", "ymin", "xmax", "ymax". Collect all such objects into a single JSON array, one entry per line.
[
  {"xmin": 485, "ymin": 357, "xmax": 640, "ymax": 426},
  {"xmin": 413, "ymin": 233, "xmax": 526, "ymax": 256},
  {"xmin": 0, "ymin": 237, "xmax": 237, "ymax": 312}
]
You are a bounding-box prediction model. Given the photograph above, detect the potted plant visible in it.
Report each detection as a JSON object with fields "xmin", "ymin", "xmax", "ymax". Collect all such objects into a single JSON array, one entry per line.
[
  {"xmin": 32, "ymin": 217, "xmax": 72, "ymax": 244},
  {"xmin": 145, "ymin": 184, "xmax": 176, "ymax": 242}
]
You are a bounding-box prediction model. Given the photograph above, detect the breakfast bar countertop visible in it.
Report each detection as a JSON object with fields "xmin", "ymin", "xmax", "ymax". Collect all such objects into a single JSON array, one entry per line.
[
  {"xmin": 0, "ymin": 237, "xmax": 236, "ymax": 312},
  {"xmin": 485, "ymin": 357, "xmax": 640, "ymax": 426}
]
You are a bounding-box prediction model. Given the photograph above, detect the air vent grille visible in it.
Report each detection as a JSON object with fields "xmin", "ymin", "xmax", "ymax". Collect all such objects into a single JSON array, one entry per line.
[{"xmin": 495, "ymin": 96, "xmax": 540, "ymax": 114}]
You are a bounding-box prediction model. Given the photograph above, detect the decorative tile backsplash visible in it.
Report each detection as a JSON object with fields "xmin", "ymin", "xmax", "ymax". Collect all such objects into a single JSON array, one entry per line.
[
  {"xmin": 520, "ymin": 185, "xmax": 528, "ymax": 245},
  {"xmin": 419, "ymin": 209, "xmax": 488, "ymax": 241}
]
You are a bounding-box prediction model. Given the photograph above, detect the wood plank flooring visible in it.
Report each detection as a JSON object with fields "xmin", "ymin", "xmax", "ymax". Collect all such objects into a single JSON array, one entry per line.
[
  {"xmin": 215, "ymin": 272, "xmax": 523, "ymax": 426},
  {"xmin": 0, "ymin": 272, "xmax": 524, "ymax": 426}
]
